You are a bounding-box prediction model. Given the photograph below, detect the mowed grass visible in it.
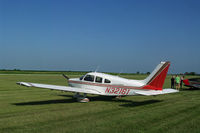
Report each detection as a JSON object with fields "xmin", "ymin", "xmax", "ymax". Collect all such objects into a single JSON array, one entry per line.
[{"xmin": 0, "ymin": 74, "xmax": 200, "ymax": 133}]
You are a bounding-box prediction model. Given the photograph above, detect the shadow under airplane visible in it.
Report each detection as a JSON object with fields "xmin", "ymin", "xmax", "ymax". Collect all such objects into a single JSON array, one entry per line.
[
  {"xmin": 181, "ymin": 87, "xmax": 200, "ymax": 91},
  {"xmin": 13, "ymin": 94, "xmax": 162, "ymax": 107},
  {"xmin": 13, "ymin": 98, "xmax": 76, "ymax": 106},
  {"xmin": 119, "ymin": 99, "xmax": 162, "ymax": 107}
]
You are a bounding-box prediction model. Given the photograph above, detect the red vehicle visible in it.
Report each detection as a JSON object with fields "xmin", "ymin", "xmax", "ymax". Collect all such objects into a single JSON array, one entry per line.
[{"xmin": 183, "ymin": 78, "xmax": 200, "ymax": 89}]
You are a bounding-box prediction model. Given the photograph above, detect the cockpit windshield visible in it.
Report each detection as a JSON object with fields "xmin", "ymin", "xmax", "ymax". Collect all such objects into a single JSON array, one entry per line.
[
  {"xmin": 84, "ymin": 75, "xmax": 94, "ymax": 82},
  {"xmin": 79, "ymin": 75, "xmax": 85, "ymax": 80}
]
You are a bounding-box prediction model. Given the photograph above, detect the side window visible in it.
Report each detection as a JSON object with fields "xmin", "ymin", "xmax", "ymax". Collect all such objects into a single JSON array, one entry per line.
[
  {"xmin": 95, "ymin": 76, "xmax": 102, "ymax": 83},
  {"xmin": 104, "ymin": 79, "xmax": 111, "ymax": 83},
  {"xmin": 84, "ymin": 75, "xmax": 94, "ymax": 82}
]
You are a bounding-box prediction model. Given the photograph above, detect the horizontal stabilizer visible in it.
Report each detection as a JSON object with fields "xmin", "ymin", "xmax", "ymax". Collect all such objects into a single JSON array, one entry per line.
[
  {"xmin": 17, "ymin": 82, "xmax": 102, "ymax": 95},
  {"xmin": 135, "ymin": 88, "xmax": 179, "ymax": 96}
]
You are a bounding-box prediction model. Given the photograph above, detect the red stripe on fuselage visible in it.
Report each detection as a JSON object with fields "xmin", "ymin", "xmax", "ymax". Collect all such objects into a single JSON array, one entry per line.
[{"xmin": 68, "ymin": 80, "xmax": 161, "ymax": 90}]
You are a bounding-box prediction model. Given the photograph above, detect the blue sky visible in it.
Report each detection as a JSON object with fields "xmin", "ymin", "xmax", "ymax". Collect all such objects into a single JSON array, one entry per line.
[{"xmin": 0, "ymin": 0, "xmax": 200, "ymax": 74}]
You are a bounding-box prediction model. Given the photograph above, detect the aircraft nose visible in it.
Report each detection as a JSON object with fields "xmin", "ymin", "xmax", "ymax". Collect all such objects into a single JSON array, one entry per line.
[
  {"xmin": 68, "ymin": 78, "xmax": 79, "ymax": 83},
  {"xmin": 68, "ymin": 78, "xmax": 79, "ymax": 87}
]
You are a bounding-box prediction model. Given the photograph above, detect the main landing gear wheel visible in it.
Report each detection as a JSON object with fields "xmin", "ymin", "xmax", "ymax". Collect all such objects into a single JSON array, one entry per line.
[
  {"xmin": 74, "ymin": 93, "xmax": 90, "ymax": 103},
  {"xmin": 77, "ymin": 97, "xmax": 90, "ymax": 103}
]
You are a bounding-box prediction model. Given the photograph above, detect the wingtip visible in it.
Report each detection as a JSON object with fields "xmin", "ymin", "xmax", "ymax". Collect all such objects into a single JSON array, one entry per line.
[{"xmin": 17, "ymin": 82, "xmax": 32, "ymax": 87}]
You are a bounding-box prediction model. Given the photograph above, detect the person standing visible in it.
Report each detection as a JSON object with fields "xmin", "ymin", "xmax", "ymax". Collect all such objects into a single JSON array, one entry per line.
[
  {"xmin": 175, "ymin": 75, "xmax": 180, "ymax": 90},
  {"xmin": 171, "ymin": 76, "xmax": 175, "ymax": 89},
  {"xmin": 180, "ymin": 76, "xmax": 184, "ymax": 89}
]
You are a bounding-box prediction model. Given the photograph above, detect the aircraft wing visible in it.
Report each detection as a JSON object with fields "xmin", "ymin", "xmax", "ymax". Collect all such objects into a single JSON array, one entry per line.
[
  {"xmin": 134, "ymin": 88, "xmax": 179, "ymax": 96},
  {"xmin": 191, "ymin": 84, "xmax": 200, "ymax": 88},
  {"xmin": 17, "ymin": 82, "xmax": 102, "ymax": 95}
]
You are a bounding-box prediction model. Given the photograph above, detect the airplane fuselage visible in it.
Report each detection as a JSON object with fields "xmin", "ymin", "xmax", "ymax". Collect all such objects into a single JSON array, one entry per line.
[{"xmin": 68, "ymin": 72, "xmax": 145, "ymax": 96}]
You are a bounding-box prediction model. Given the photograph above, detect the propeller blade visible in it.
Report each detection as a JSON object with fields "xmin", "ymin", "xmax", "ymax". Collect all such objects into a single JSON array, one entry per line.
[{"xmin": 62, "ymin": 74, "xmax": 69, "ymax": 80}]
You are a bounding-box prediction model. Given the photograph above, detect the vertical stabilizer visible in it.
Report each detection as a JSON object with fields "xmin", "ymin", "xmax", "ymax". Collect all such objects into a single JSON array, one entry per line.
[{"xmin": 142, "ymin": 61, "xmax": 170, "ymax": 90}]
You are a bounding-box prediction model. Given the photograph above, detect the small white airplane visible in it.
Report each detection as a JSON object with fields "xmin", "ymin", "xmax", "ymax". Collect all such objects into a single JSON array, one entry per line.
[{"xmin": 17, "ymin": 61, "xmax": 178, "ymax": 102}]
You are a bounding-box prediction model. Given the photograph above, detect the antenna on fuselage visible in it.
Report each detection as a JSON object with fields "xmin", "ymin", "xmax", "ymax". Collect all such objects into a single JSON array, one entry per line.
[{"xmin": 95, "ymin": 66, "xmax": 100, "ymax": 73}]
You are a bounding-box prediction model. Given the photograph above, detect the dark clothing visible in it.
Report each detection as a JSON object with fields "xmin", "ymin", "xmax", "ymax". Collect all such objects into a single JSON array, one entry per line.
[
  {"xmin": 171, "ymin": 77, "xmax": 175, "ymax": 88},
  {"xmin": 180, "ymin": 80, "xmax": 183, "ymax": 89}
]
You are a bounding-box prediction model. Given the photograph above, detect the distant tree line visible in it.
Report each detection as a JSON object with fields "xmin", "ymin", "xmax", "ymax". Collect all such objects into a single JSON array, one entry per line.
[
  {"xmin": 136, "ymin": 71, "xmax": 151, "ymax": 75},
  {"xmin": 0, "ymin": 69, "xmax": 199, "ymax": 76},
  {"xmin": 184, "ymin": 72, "xmax": 197, "ymax": 75},
  {"xmin": 136, "ymin": 71, "xmax": 199, "ymax": 75},
  {"xmin": 0, "ymin": 69, "xmax": 21, "ymax": 71}
]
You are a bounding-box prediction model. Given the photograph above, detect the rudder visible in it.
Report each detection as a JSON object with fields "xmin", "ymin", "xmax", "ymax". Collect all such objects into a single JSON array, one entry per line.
[{"xmin": 142, "ymin": 62, "xmax": 170, "ymax": 90}]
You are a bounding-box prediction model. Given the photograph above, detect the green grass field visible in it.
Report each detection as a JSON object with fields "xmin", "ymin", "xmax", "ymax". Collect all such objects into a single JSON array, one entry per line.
[{"xmin": 0, "ymin": 73, "xmax": 200, "ymax": 133}]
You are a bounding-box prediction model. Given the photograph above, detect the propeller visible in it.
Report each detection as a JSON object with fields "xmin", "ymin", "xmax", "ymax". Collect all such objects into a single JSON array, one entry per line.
[{"xmin": 62, "ymin": 74, "xmax": 69, "ymax": 80}]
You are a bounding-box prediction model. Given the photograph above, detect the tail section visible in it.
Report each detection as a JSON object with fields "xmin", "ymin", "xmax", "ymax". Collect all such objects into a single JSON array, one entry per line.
[{"xmin": 142, "ymin": 61, "xmax": 170, "ymax": 90}]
